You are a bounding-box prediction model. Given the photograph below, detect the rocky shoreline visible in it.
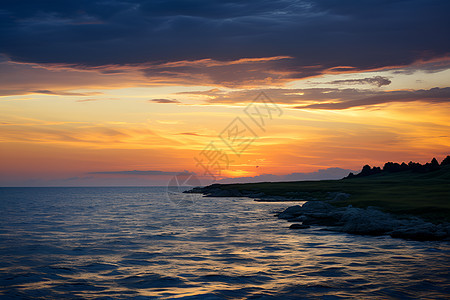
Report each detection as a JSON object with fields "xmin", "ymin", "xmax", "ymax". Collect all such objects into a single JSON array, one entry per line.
[
  {"xmin": 185, "ymin": 185, "xmax": 450, "ymax": 241},
  {"xmin": 185, "ymin": 184, "xmax": 350, "ymax": 202},
  {"xmin": 277, "ymin": 201, "xmax": 450, "ymax": 241}
]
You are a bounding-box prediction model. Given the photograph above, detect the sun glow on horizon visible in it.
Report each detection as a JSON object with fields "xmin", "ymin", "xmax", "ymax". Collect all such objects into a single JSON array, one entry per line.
[{"xmin": 1, "ymin": 55, "xmax": 450, "ymax": 186}]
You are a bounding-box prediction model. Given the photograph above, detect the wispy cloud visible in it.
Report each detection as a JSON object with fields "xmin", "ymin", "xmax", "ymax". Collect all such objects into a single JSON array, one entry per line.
[
  {"xmin": 89, "ymin": 170, "xmax": 194, "ymax": 176},
  {"xmin": 295, "ymin": 87, "xmax": 450, "ymax": 110},
  {"xmin": 176, "ymin": 86, "xmax": 450, "ymax": 109},
  {"xmin": 0, "ymin": 59, "xmax": 145, "ymax": 97},
  {"xmin": 0, "ymin": 121, "xmax": 183, "ymax": 148},
  {"xmin": 324, "ymin": 76, "xmax": 391, "ymax": 87},
  {"xmin": 150, "ymin": 98, "xmax": 180, "ymax": 104},
  {"xmin": 76, "ymin": 97, "xmax": 118, "ymax": 102},
  {"xmin": 179, "ymin": 132, "xmax": 202, "ymax": 136},
  {"xmin": 31, "ymin": 90, "xmax": 103, "ymax": 96},
  {"xmin": 142, "ymin": 56, "xmax": 300, "ymax": 88}
]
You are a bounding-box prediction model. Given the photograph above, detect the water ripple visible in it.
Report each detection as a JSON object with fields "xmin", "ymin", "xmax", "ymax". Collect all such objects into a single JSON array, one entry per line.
[{"xmin": 0, "ymin": 187, "xmax": 449, "ymax": 299}]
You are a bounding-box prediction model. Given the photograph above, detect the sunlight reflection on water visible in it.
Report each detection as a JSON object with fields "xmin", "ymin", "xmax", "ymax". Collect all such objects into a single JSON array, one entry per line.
[{"xmin": 0, "ymin": 187, "xmax": 449, "ymax": 299}]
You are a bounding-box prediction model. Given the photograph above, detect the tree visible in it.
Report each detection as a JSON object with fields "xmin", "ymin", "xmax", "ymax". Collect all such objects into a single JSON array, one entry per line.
[
  {"xmin": 383, "ymin": 162, "xmax": 401, "ymax": 172},
  {"xmin": 441, "ymin": 155, "xmax": 450, "ymax": 166},
  {"xmin": 429, "ymin": 157, "xmax": 440, "ymax": 171},
  {"xmin": 360, "ymin": 165, "xmax": 372, "ymax": 176}
]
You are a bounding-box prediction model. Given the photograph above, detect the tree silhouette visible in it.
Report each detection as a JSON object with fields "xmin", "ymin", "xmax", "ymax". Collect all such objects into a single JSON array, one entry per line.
[
  {"xmin": 441, "ymin": 155, "xmax": 450, "ymax": 166},
  {"xmin": 345, "ymin": 155, "xmax": 448, "ymax": 179}
]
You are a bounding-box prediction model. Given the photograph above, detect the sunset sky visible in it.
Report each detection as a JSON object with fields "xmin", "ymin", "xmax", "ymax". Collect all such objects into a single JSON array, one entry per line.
[{"xmin": 1, "ymin": 0, "xmax": 449, "ymax": 186}]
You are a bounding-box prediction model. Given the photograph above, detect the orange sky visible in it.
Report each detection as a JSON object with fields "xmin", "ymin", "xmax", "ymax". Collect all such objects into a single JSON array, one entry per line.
[{"xmin": 1, "ymin": 57, "xmax": 450, "ymax": 186}]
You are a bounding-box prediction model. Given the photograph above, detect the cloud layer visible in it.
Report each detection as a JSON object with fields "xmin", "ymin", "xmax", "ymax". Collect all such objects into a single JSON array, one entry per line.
[
  {"xmin": 325, "ymin": 76, "xmax": 391, "ymax": 87},
  {"xmin": 1, "ymin": 0, "xmax": 449, "ymax": 78},
  {"xmin": 177, "ymin": 86, "xmax": 450, "ymax": 109}
]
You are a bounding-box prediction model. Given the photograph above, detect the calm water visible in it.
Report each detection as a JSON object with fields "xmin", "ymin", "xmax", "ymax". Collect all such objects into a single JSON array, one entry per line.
[{"xmin": 0, "ymin": 187, "xmax": 449, "ymax": 299}]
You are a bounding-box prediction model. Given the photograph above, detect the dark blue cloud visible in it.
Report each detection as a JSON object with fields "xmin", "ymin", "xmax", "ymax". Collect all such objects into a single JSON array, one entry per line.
[
  {"xmin": 89, "ymin": 170, "xmax": 194, "ymax": 176},
  {"xmin": 0, "ymin": 0, "xmax": 449, "ymax": 75}
]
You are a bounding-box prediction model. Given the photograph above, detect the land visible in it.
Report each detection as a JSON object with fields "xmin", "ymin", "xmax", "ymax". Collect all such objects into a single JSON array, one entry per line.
[{"xmin": 186, "ymin": 159, "xmax": 450, "ymax": 241}]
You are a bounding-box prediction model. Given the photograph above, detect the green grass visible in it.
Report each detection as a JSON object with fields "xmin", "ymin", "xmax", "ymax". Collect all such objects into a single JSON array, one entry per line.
[{"xmin": 217, "ymin": 165, "xmax": 450, "ymax": 221}]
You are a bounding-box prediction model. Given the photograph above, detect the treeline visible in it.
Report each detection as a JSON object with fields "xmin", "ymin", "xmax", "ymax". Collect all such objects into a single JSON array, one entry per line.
[{"xmin": 346, "ymin": 155, "xmax": 450, "ymax": 178}]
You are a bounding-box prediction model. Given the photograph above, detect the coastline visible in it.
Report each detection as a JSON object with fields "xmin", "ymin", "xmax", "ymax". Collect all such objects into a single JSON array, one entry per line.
[{"xmin": 185, "ymin": 184, "xmax": 450, "ymax": 241}]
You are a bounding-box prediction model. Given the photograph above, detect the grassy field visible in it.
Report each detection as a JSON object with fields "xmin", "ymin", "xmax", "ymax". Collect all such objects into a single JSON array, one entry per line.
[{"xmin": 217, "ymin": 165, "xmax": 450, "ymax": 221}]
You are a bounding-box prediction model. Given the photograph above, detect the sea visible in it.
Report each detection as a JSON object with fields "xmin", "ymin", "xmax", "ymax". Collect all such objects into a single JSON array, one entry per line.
[{"xmin": 0, "ymin": 187, "xmax": 449, "ymax": 299}]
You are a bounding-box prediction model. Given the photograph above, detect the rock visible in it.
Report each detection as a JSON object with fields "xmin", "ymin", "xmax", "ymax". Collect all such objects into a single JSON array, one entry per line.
[
  {"xmin": 258, "ymin": 195, "xmax": 290, "ymax": 201},
  {"xmin": 240, "ymin": 190, "xmax": 253, "ymax": 195},
  {"xmin": 205, "ymin": 189, "xmax": 232, "ymax": 197},
  {"xmin": 286, "ymin": 215, "xmax": 308, "ymax": 222},
  {"xmin": 389, "ymin": 222, "xmax": 446, "ymax": 241},
  {"xmin": 437, "ymin": 223, "xmax": 450, "ymax": 235},
  {"xmin": 247, "ymin": 192, "xmax": 266, "ymax": 198},
  {"xmin": 338, "ymin": 207, "xmax": 399, "ymax": 235},
  {"xmin": 285, "ymin": 192, "xmax": 304, "ymax": 196},
  {"xmin": 302, "ymin": 214, "xmax": 340, "ymax": 226},
  {"xmin": 240, "ymin": 190, "xmax": 266, "ymax": 198},
  {"xmin": 301, "ymin": 201, "xmax": 335, "ymax": 212},
  {"xmin": 329, "ymin": 192, "xmax": 351, "ymax": 202},
  {"xmin": 289, "ymin": 224, "xmax": 310, "ymax": 229},
  {"xmin": 277, "ymin": 205, "xmax": 303, "ymax": 219}
]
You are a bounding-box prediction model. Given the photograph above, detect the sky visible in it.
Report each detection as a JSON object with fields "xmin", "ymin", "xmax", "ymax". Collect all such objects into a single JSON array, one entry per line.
[{"xmin": 0, "ymin": 0, "xmax": 449, "ymax": 186}]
